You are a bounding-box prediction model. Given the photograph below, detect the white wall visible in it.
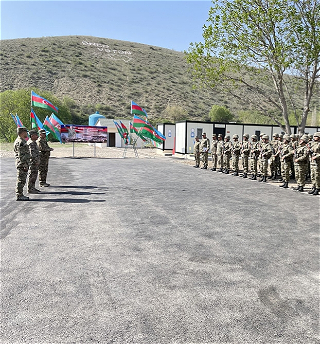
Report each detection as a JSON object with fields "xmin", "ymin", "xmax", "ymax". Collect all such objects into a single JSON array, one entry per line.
[
  {"xmin": 175, "ymin": 122, "xmax": 186, "ymax": 153},
  {"xmin": 186, "ymin": 122, "xmax": 213, "ymax": 154}
]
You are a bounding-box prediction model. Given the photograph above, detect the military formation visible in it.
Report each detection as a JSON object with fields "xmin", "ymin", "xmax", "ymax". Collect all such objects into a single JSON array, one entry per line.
[
  {"xmin": 194, "ymin": 132, "xmax": 320, "ymax": 195},
  {"xmin": 14, "ymin": 127, "xmax": 53, "ymax": 201}
]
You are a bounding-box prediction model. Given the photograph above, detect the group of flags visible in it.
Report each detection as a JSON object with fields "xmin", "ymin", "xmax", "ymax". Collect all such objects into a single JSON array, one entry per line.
[
  {"xmin": 114, "ymin": 101, "xmax": 166, "ymax": 146},
  {"xmin": 10, "ymin": 91, "xmax": 63, "ymax": 143}
]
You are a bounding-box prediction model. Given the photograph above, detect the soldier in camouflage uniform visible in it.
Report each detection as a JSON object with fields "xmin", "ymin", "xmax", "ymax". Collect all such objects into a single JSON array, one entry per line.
[
  {"xmin": 27, "ymin": 129, "xmax": 41, "ymax": 193},
  {"xmin": 217, "ymin": 134, "xmax": 224, "ymax": 172},
  {"xmin": 279, "ymin": 135, "xmax": 293, "ymax": 188},
  {"xmin": 293, "ymin": 135, "xmax": 309, "ymax": 192},
  {"xmin": 241, "ymin": 133, "xmax": 250, "ymax": 178},
  {"xmin": 249, "ymin": 135, "xmax": 260, "ymax": 180},
  {"xmin": 270, "ymin": 133, "xmax": 280, "ymax": 180},
  {"xmin": 200, "ymin": 132, "xmax": 210, "ymax": 169},
  {"xmin": 193, "ymin": 136, "xmax": 200, "ymax": 168},
  {"xmin": 259, "ymin": 135, "xmax": 273, "ymax": 182},
  {"xmin": 14, "ymin": 127, "xmax": 30, "ymax": 201},
  {"xmin": 308, "ymin": 132, "xmax": 320, "ymax": 195},
  {"xmin": 223, "ymin": 135, "xmax": 232, "ymax": 174},
  {"xmin": 289, "ymin": 134, "xmax": 298, "ymax": 180},
  {"xmin": 210, "ymin": 134, "xmax": 218, "ymax": 171},
  {"xmin": 37, "ymin": 129, "xmax": 54, "ymax": 187},
  {"xmin": 231, "ymin": 134, "xmax": 241, "ymax": 176}
]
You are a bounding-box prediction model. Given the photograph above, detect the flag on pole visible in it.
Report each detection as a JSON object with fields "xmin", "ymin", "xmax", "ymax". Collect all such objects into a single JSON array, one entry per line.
[
  {"xmin": 30, "ymin": 109, "xmax": 44, "ymax": 130},
  {"xmin": 114, "ymin": 120, "xmax": 124, "ymax": 138},
  {"xmin": 31, "ymin": 91, "xmax": 58, "ymax": 114},
  {"xmin": 133, "ymin": 115, "xmax": 166, "ymax": 143},
  {"xmin": 131, "ymin": 101, "xmax": 147, "ymax": 118},
  {"xmin": 10, "ymin": 113, "xmax": 18, "ymax": 126},
  {"xmin": 49, "ymin": 114, "xmax": 63, "ymax": 143},
  {"xmin": 43, "ymin": 116, "xmax": 61, "ymax": 142},
  {"xmin": 15, "ymin": 114, "xmax": 24, "ymax": 127},
  {"xmin": 130, "ymin": 122, "xmax": 147, "ymax": 142}
]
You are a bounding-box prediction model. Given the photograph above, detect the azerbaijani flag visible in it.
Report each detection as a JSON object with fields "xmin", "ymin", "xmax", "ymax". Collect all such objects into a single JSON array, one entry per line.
[
  {"xmin": 31, "ymin": 91, "xmax": 58, "ymax": 114},
  {"xmin": 49, "ymin": 114, "xmax": 63, "ymax": 143},
  {"xmin": 30, "ymin": 109, "xmax": 44, "ymax": 130},
  {"xmin": 131, "ymin": 101, "xmax": 147, "ymax": 118},
  {"xmin": 130, "ymin": 122, "xmax": 147, "ymax": 142},
  {"xmin": 10, "ymin": 113, "xmax": 18, "ymax": 126},
  {"xmin": 15, "ymin": 114, "xmax": 24, "ymax": 127},
  {"xmin": 43, "ymin": 115, "xmax": 61, "ymax": 142},
  {"xmin": 153, "ymin": 126, "xmax": 166, "ymax": 143},
  {"xmin": 114, "ymin": 120, "xmax": 124, "ymax": 138}
]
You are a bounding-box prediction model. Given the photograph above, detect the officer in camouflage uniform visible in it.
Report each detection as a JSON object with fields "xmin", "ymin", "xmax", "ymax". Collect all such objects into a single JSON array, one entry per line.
[
  {"xmin": 14, "ymin": 127, "xmax": 30, "ymax": 201},
  {"xmin": 259, "ymin": 135, "xmax": 273, "ymax": 182},
  {"xmin": 193, "ymin": 136, "xmax": 200, "ymax": 168},
  {"xmin": 27, "ymin": 129, "xmax": 41, "ymax": 194},
  {"xmin": 210, "ymin": 134, "xmax": 218, "ymax": 171},
  {"xmin": 37, "ymin": 129, "xmax": 54, "ymax": 187},
  {"xmin": 217, "ymin": 134, "xmax": 224, "ymax": 172},
  {"xmin": 223, "ymin": 135, "xmax": 232, "ymax": 174},
  {"xmin": 250, "ymin": 135, "xmax": 260, "ymax": 180},
  {"xmin": 289, "ymin": 134, "xmax": 298, "ymax": 179},
  {"xmin": 231, "ymin": 134, "xmax": 241, "ymax": 176},
  {"xmin": 200, "ymin": 132, "xmax": 210, "ymax": 169},
  {"xmin": 293, "ymin": 135, "xmax": 309, "ymax": 192},
  {"xmin": 270, "ymin": 133, "xmax": 280, "ymax": 180},
  {"xmin": 279, "ymin": 135, "xmax": 293, "ymax": 188},
  {"xmin": 308, "ymin": 132, "xmax": 320, "ymax": 195},
  {"xmin": 241, "ymin": 133, "xmax": 250, "ymax": 178}
]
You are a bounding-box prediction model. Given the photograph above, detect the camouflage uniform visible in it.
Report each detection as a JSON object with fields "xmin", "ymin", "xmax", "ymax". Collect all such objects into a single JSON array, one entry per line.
[
  {"xmin": 223, "ymin": 136, "xmax": 232, "ymax": 174},
  {"xmin": 293, "ymin": 136, "xmax": 309, "ymax": 191},
  {"xmin": 216, "ymin": 135, "xmax": 224, "ymax": 172},
  {"xmin": 37, "ymin": 131, "xmax": 52, "ymax": 186},
  {"xmin": 270, "ymin": 134, "xmax": 281, "ymax": 179},
  {"xmin": 249, "ymin": 135, "xmax": 260, "ymax": 180},
  {"xmin": 279, "ymin": 135, "xmax": 293, "ymax": 188},
  {"xmin": 27, "ymin": 132, "xmax": 40, "ymax": 192},
  {"xmin": 193, "ymin": 137, "xmax": 200, "ymax": 168},
  {"xmin": 200, "ymin": 133, "xmax": 210, "ymax": 169},
  {"xmin": 308, "ymin": 132, "xmax": 320, "ymax": 195},
  {"xmin": 241, "ymin": 134, "xmax": 250, "ymax": 177},
  {"xmin": 231, "ymin": 135, "xmax": 241, "ymax": 175},
  {"xmin": 259, "ymin": 135, "xmax": 273, "ymax": 182},
  {"xmin": 14, "ymin": 128, "xmax": 30, "ymax": 199},
  {"xmin": 211, "ymin": 135, "xmax": 218, "ymax": 171}
]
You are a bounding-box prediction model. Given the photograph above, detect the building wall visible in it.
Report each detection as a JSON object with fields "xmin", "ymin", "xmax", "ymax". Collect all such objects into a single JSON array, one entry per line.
[
  {"xmin": 186, "ymin": 122, "xmax": 213, "ymax": 155},
  {"xmin": 175, "ymin": 122, "xmax": 186, "ymax": 154}
]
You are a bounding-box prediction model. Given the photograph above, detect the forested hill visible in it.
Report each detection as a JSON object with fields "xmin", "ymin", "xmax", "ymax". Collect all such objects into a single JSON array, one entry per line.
[{"xmin": 0, "ymin": 35, "xmax": 248, "ymax": 122}]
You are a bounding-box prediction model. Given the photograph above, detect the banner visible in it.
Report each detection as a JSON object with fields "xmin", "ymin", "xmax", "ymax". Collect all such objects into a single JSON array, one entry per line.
[{"xmin": 60, "ymin": 125, "xmax": 108, "ymax": 143}]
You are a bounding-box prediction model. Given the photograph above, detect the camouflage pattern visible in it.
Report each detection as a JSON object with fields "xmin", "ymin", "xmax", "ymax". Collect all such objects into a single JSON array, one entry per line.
[
  {"xmin": 294, "ymin": 144, "xmax": 309, "ymax": 187},
  {"xmin": 280, "ymin": 142, "xmax": 293, "ymax": 182},
  {"xmin": 270, "ymin": 138, "xmax": 281, "ymax": 176},
  {"xmin": 309, "ymin": 141, "xmax": 320, "ymax": 188},
  {"xmin": 27, "ymin": 139, "xmax": 40, "ymax": 191},
  {"xmin": 241, "ymin": 140, "xmax": 250, "ymax": 174},
  {"xmin": 250, "ymin": 140, "xmax": 260, "ymax": 176},
  {"xmin": 194, "ymin": 139, "xmax": 200, "ymax": 167},
  {"xmin": 259, "ymin": 141, "xmax": 273, "ymax": 177},
  {"xmin": 223, "ymin": 140, "xmax": 232, "ymax": 171},
  {"xmin": 200, "ymin": 136, "xmax": 210, "ymax": 168},
  {"xmin": 211, "ymin": 137, "xmax": 218, "ymax": 169},
  {"xmin": 216, "ymin": 137, "xmax": 224, "ymax": 170},
  {"xmin": 14, "ymin": 136, "xmax": 30, "ymax": 196},
  {"xmin": 37, "ymin": 136, "xmax": 52, "ymax": 185},
  {"xmin": 232, "ymin": 140, "xmax": 241, "ymax": 172}
]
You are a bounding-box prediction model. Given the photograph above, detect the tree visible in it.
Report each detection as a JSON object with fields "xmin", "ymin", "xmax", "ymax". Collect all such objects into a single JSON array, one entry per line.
[
  {"xmin": 162, "ymin": 105, "xmax": 189, "ymax": 122},
  {"xmin": 209, "ymin": 105, "xmax": 234, "ymax": 122},
  {"xmin": 186, "ymin": 0, "xmax": 320, "ymax": 134}
]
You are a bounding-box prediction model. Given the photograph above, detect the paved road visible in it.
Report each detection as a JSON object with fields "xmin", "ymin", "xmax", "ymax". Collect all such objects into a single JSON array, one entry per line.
[{"xmin": 1, "ymin": 156, "xmax": 319, "ymax": 344}]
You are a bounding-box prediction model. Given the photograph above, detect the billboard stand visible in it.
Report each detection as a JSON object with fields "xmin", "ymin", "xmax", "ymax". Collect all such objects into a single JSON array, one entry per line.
[
  {"xmin": 72, "ymin": 142, "xmax": 75, "ymax": 158},
  {"xmin": 94, "ymin": 143, "xmax": 96, "ymax": 157}
]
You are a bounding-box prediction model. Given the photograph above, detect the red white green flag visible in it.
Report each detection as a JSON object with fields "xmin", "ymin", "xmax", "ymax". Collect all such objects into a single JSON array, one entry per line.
[
  {"xmin": 131, "ymin": 101, "xmax": 147, "ymax": 118},
  {"xmin": 31, "ymin": 91, "xmax": 58, "ymax": 114},
  {"xmin": 30, "ymin": 109, "xmax": 44, "ymax": 130}
]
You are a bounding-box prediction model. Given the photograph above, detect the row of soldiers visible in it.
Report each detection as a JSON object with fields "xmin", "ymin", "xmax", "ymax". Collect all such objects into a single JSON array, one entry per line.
[
  {"xmin": 14, "ymin": 127, "xmax": 53, "ymax": 201},
  {"xmin": 194, "ymin": 131, "xmax": 320, "ymax": 195}
]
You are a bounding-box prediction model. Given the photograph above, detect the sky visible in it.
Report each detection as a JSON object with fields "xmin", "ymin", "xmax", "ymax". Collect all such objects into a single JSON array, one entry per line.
[{"xmin": 0, "ymin": 1, "xmax": 212, "ymax": 51}]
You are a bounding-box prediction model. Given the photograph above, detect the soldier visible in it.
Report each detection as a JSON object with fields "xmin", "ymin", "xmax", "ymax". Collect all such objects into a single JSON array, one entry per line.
[
  {"xmin": 193, "ymin": 136, "xmax": 200, "ymax": 168},
  {"xmin": 241, "ymin": 133, "xmax": 250, "ymax": 178},
  {"xmin": 27, "ymin": 129, "xmax": 41, "ymax": 193},
  {"xmin": 249, "ymin": 135, "xmax": 260, "ymax": 180},
  {"xmin": 270, "ymin": 133, "xmax": 280, "ymax": 180},
  {"xmin": 14, "ymin": 127, "xmax": 30, "ymax": 201},
  {"xmin": 293, "ymin": 135, "xmax": 309, "ymax": 192},
  {"xmin": 231, "ymin": 134, "xmax": 241, "ymax": 176},
  {"xmin": 223, "ymin": 135, "xmax": 232, "ymax": 174},
  {"xmin": 210, "ymin": 133, "xmax": 218, "ymax": 171},
  {"xmin": 308, "ymin": 132, "xmax": 320, "ymax": 195},
  {"xmin": 216, "ymin": 134, "xmax": 224, "ymax": 172},
  {"xmin": 279, "ymin": 135, "xmax": 293, "ymax": 188},
  {"xmin": 289, "ymin": 133, "xmax": 297, "ymax": 180},
  {"xmin": 259, "ymin": 134, "xmax": 273, "ymax": 182},
  {"xmin": 37, "ymin": 129, "xmax": 54, "ymax": 187},
  {"xmin": 200, "ymin": 132, "xmax": 210, "ymax": 169}
]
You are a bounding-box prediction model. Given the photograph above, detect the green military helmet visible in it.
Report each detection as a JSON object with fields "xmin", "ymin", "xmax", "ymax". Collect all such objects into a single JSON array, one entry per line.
[
  {"xmin": 262, "ymin": 134, "xmax": 269, "ymax": 140},
  {"xmin": 212, "ymin": 133, "xmax": 217, "ymax": 137},
  {"xmin": 39, "ymin": 129, "xmax": 46, "ymax": 135},
  {"xmin": 308, "ymin": 134, "xmax": 313, "ymax": 139},
  {"xmin": 279, "ymin": 134, "xmax": 283, "ymax": 139},
  {"xmin": 260, "ymin": 132, "xmax": 265, "ymax": 137},
  {"xmin": 313, "ymin": 132, "xmax": 320, "ymax": 138},
  {"xmin": 225, "ymin": 135, "xmax": 230, "ymax": 140},
  {"xmin": 29, "ymin": 129, "xmax": 38, "ymax": 136},
  {"xmin": 243, "ymin": 133, "xmax": 249, "ymax": 138},
  {"xmin": 232, "ymin": 134, "xmax": 239, "ymax": 139},
  {"xmin": 218, "ymin": 134, "xmax": 223, "ymax": 138},
  {"xmin": 17, "ymin": 126, "xmax": 28, "ymax": 135},
  {"xmin": 251, "ymin": 134, "xmax": 258, "ymax": 140},
  {"xmin": 300, "ymin": 135, "xmax": 308, "ymax": 143},
  {"xmin": 273, "ymin": 133, "xmax": 279, "ymax": 138},
  {"xmin": 283, "ymin": 135, "xmax": 290, "ymax": 142}
]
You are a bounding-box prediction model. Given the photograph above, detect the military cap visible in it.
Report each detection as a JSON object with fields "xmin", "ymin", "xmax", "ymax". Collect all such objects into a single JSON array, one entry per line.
[
  {"xmin": 308, "ymin": 134, "xmax": 313, "ymax": 139},
  {"xmin": 283, "ymin": 135, "xmax": 290, "ymax": 141},
  {"xmin": 300, "ymin": 135, "xmax": 308, "ymax": 143},
  {"xmin": 202, "ymin": 132, "xmax": 206, "ymax": 136},
  {"xmin": 262, "ymin": 134, "xmax": 269, "ymax": 140},
  {"xmin": 212, "ymin": 133, "xmax": 216, "ymax": 137},
  {"xmin": 29, "ymin": 129, "xmax": 38, "ymax": 136},
  {"xmin": 17, "ymin": 127, "xmax": 28, "ymax": 134},
  {"xmin": 39, "ymin": 129, "xmax": 46, "ymax": 134},
  {"xmin": 251, "ymin": 135, "xmax": 258, "ymax": 140},
  {"xmin": 279, "ymin": 134, "xmax": 283, "ymax": 138},
  {"xmin": 273, "ymin": 133, "xmax": 279, "ymax": 138},
  {"xmin": 232, "ymin": 134, "xmax": 239, "ymax": 139},
  {"xmin": 225, "ymin": 135, "xmax": 230, "ymax": 140},
  {"xmin": 218, "ymin": 134, "xmax": 223, "ymax": 137},
  {"xmin": 295, "ymin": 134, "xmax": 300, "ymax": 139},
  {"xmin": 290, "ymin": 134, "xmax": 295, "ymax": 138},
  {"xmin": 243, "ymin": 133, "xmax": 249, "ymax": 138},
  {"xmin": 313, "ymin": 132, "xmax": 320, "ymax": 138},
  {"xmin": 260, "ymin": 133, "xmax": 265, "ymax": 137}
]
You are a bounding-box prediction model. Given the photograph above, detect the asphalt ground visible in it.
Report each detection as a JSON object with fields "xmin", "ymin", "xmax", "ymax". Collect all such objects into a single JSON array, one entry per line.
[{"xmin": 1, "ymin": 156, "xmax": 319, "ymax": 344}]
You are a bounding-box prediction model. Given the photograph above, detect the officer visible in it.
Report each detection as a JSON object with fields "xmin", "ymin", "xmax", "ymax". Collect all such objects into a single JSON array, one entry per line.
[
  {"xmin": 279, "ymin": 135, "xmax": 293, "ymax": 188},
  {"xmin": 37, "ymin": 129, "xmax": 54, "ymax": 187},
  {"xmin": 217, "ymin": 134, "xmax": 224, "ymax": 172},
  {"xmin": 241, "ymin": 133, "xmax": 250, "ymax": 178},
  {"xmin": 249, "ymin": 135, "xmax": 260, "ymax": 180},
  {"xmin": 27, "ymin": 129, "xmax": 41, "ymax": 193},
  {"xmin": 308, "ymin": 132, "xmax": 320, "ymax": 195},
  {"xmin": 210, "ymin": 133, "xmax": 218, "ymax": 171},
  {"xmin": 223, "ymin": 135, "xmax": 232, "ymax": 174},
  {"xmin": 13, "ymin": 127, "xmax": 30, "ymax": 201},
  {"xmin": 293, "ymin": 135, "xmax": 309, "ymax": 192},
  {"xmin": 231, "ymin": 134, "xmax": 241, "ymax": 176},
  {"xmin": 259, "ymin": 134, "xmax": 273, "ymax": 182},
  {"xmin": 193, "ymin": 136, "xmax": 200, "ymax": 168},
  {"xmin": 200, "ymin": 132, "xmax": 210, "ymax": 169}
]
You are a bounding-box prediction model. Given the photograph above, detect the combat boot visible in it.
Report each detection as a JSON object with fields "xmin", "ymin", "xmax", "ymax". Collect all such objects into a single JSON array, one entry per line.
[
  {"xmin": 40, "ymin": 183, "xmax": 50, "ymax": 187},
  {"xmin": 279, "ymin": 182, "xmax": 288, "ymax": 188},
  {"xmin": 242, "ymin": 173, "xmax": 247, "ymax": 178},
  {"xmin": 271, "ymin": 172, "xmax": 276, "ymax": 180},
  {"xmin": 232, "ymin": 171, "xmax": 238, "ymax": 176},
  {"xmin": 224, "ymin": 169, "xmax": 229, "ymax": 174},
  {"xmin": 194, "ymin": 165, "xmax": 199, "ymax": 168},
  {"xmin": 312, "ymin": 189, "xmax": 319, "ymax": 195},
  {"xmin": 211, "ymin": 168, "xmax": 216, "ymax": 171},
  {"xmin": 16, "ymin": 195, "xmax": 30, "ymax": 201},
  {"xmin": 293, "ymin": 186, "xmax": 303, "ymax": 192},
  {"xmin": 28, "ymin": 188, "xmax": 41, "ymax": 194},
  {"xmin": 259, "ymin": 176, "xmax": 267, "ymax": 182},
  {"xmin": 250, "ymin": 174, "xmax": 257, "ymax": 180},
  {"xmin": 308, "ymin": 186, "xmax": 316, "ymax": 194}
]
